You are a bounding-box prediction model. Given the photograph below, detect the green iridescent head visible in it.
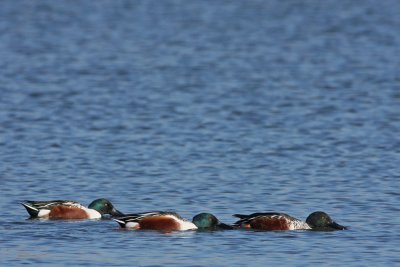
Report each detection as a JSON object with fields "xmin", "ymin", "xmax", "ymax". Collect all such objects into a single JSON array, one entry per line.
[
  {"xmin": 88, "ymin": 198, "xmax": 124, "ymax": 217},
  {"xmin": 306, "ymin": 211, "xmax": 347, "ymax": 230},
  {"xmin": 192, "ymin": 213, "xmax": 233, "ymax": 230}
]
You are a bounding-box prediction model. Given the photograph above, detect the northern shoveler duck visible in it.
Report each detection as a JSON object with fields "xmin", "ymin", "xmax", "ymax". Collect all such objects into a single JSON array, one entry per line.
[
  {"xmin": 233, "ymin": 211, "xmax": 347, "ymax": 231},
  {"xmin": 21, "ymin": 198, "xmax": 123, "ymax": 219},
  {"xmin": 192, "ymin": 213, "xmax": 234, "ymax": 230},
  {"xmin": 113, "ymin": 211, "xmax": 198, "ymax": 231}
]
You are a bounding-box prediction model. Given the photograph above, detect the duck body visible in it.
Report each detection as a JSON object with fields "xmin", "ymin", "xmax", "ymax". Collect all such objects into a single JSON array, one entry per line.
[
  {"xmin": 233, "ymin": 211, "xmax": 346, "ymax": 231},
  {"xmin": 21, "ymin": 199, "xmax": 123, "ymax": 219},
  {"xmin": 113, "ymin": 211, "xmax": 198, "ymax": 231},
  {"xmin": 234, "ymin": 212, "xmax": 311, "ymax": 230}
]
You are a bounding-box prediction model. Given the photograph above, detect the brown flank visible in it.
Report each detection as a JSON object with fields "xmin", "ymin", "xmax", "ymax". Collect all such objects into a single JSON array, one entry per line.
[
  {"xmin": 48, "ymin": 206, "xmax": 89, "ymax": 219},
  {"xmin": 250, "ymin": 217, "xmax": 290, "ymax": 230},
  {"xmin": 138, "ymin": 216, "xmax": 181, "ymax": 231}
]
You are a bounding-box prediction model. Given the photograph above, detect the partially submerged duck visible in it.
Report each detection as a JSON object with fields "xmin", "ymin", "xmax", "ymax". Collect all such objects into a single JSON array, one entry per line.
[
  {"xmin": 113, "ymin": 212, "xmax": 233, "ymax": 231},
  {"xmin": 233, "ymin": 211, "xmax": 347, "ymax": 231},
  {"xmin": 21, "ymin": 199, "xmax": 123, "ymax": 219}
]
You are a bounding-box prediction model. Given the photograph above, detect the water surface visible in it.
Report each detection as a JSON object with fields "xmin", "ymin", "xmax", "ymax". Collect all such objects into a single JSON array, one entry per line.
[{"xmin": 1, "ymin": 0, "xmax": 400, "ymax": 266}]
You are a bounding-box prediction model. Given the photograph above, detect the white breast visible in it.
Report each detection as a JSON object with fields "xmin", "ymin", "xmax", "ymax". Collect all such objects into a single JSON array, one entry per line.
[
  {"xmin": 290, "ymin": 220, "xmax": 312, "ymax": 230},
  {"xmin": 176, "ymin": 218, "xmax": 198, "ymax": 231},
  {"xmin": 83, "ymin": 208, "xmax": 102, "ymax": 219}
]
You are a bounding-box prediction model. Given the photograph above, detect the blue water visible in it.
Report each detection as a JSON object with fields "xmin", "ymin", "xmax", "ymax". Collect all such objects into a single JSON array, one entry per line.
[{"xmin": 1, "ymin": 0, "xmax": 400, "ymax": 266}]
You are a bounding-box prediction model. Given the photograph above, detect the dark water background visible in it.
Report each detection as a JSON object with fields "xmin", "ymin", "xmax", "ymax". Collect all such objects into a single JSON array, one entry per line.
[{"xmin": 1, "ymin": 0, "xmax": 399, "ymax": 266}]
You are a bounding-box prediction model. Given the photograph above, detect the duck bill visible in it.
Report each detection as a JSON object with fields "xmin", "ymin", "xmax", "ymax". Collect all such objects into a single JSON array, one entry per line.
[
  {"xmin": 218, "ymin": 223, "xmax": 235, "ymax": 230},
  {"xmin": 110, "ymin": 208, "xmax": 124, "ymax": 217},
  {"xmin": 329, "ymin": 221, "xmax": 347, "ymax": 230}
]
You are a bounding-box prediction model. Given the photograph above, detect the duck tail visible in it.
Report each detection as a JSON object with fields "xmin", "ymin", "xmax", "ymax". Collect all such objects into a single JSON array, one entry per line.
[{"xmin": 21, "ymin": 202, "xmax": 39, "ymax": 217}]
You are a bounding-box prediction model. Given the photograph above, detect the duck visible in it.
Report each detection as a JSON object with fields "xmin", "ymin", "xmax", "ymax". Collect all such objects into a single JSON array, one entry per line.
[
  {"xmin": 233, "ymin": 211, "xmax": 347, "ymax": 231},
  {"xmin": 21, "ymin": 198, "xmax": 123, "ymax": 219}
]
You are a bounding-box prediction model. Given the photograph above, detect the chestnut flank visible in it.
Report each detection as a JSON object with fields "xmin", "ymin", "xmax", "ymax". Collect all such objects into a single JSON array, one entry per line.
[{"xmin": 49, "ymin": 206, "xmax": 88, "ymax": 219}]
